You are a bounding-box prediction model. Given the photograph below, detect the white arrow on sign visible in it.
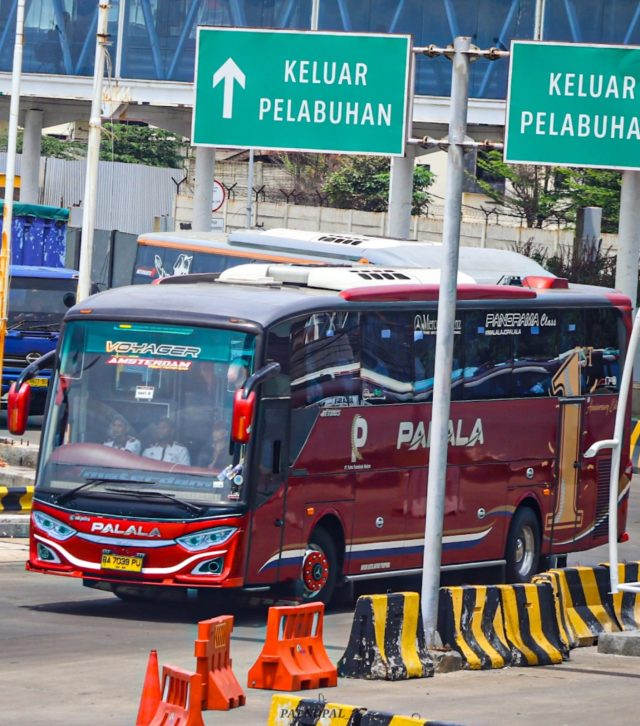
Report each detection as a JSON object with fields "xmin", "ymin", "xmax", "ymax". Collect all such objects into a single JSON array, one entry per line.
[{"xmin": 212, "ymin": 58, "xmax": 246, "ymax": 119}]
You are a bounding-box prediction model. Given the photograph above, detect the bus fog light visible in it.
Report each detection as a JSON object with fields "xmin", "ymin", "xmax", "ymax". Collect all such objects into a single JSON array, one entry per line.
[
  {"xmin": 177, "ymin": 526, "xmax": 236, "ymax": 552},
  {"xmin": 192, "ymin": 557, "xmax": 224, "ymax": 575},
  {"xmin": 37, "ymin": 543, "xmax": 61, "ymax": 563},
  {"xmin": 33, "ymin": 512, "xmax": 76, "ymax": 541}
]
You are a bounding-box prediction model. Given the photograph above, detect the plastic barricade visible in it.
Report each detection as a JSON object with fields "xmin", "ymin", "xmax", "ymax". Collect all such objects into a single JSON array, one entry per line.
[
  {"xmin": 194, "ymin": 615, "xmax": 246, "ymax": 710},
  {"xmin": 247, "ymin": 602, "xmax": 337, "ymax": 691},
  {"xmin": 149, "ymin": 665, "xmax": 204, "ymax": 726}
]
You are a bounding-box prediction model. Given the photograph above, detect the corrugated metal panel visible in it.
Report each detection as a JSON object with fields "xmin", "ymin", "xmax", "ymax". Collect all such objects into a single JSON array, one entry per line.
[
  {"xmin": 40, "ymin": 158, "xmax": 179, "ymax": 234},
  {"xmin": 1, "ymin": 154, "xmax": 179, "ymax": 235}
]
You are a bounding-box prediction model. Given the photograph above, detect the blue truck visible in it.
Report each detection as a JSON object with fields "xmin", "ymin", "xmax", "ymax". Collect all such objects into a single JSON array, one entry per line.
[{"xmin": 2, "ymin": 266, "xmax": 78, "ymax": 415}]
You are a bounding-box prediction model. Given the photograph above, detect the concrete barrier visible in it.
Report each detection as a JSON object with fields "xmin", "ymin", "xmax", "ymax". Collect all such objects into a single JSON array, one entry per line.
[
  {"xmin": 601, "ymin": 562, "xmax": 640, "ymax": 631},
  {"xmin": 497, "ymin": 583, "xmax": 567, "ymax": 665},
  {"xmin": 338, "ymin": 592, "xmax": 434, "ymax": 680},
  {"xmin": 532, "ymin": 570, "xmax": 579, "ymax": 651},
  {"xmin": 437, "ymin": 586, "xmax": 512, "ymax": 670},
  {"xmin": 535, "ymin": 567, "xmax": 620, "ymax": 645},
  {"xmin": 0, "ymin": 485, "xmax": 33, "ymax": 512},
  {"xmin": 631, "ymin": 418, "xmax": 640, "ymax": 473},
  {"xmin": 267, "ymin": 695, "xmax": 361, "ymax": 726}
]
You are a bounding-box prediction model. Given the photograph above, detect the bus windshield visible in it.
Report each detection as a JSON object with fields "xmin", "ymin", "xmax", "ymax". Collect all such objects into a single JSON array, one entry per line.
[{"xmin": 37, "ymin": 320, "xmax": 256, "ymax": 514}]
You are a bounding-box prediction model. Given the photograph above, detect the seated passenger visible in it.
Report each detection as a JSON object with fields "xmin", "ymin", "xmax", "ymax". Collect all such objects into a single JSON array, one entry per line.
[
  {"xmin": 104, "ymin": 414, "xmax": 141, "ymax": 455},
  {"xmin": 197, "ymin": 424, "xmax": 232, "ymax": 471},
  {"xmin": 142, "ymin": 418, "xmax": 190, "ymax": 465}
]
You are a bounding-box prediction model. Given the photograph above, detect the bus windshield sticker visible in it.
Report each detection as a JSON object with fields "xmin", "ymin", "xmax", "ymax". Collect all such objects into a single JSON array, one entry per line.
[
  {"xmin": 135, "ymin": 385, "xmax": 155, "ymax": 401},
  {"xmin": 106, "ymin": 357, "xmax": 193, "ymax": 371},
  {"xmin": 105, "ymin": 341, "xmax": 201, "ymax": 358},
  {"xmin": 484, "ymin": 311, "xmax": 557, "ymax": 334},
  {"xmin": 414, "ymin": 314, "xmax": 462, "ymax": 335}
]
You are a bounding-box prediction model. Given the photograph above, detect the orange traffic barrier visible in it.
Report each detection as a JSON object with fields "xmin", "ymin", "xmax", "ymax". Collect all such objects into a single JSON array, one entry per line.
[
  {"xmin": 247, "ymin": 602, "xmax": 337, "ymax": 691},
  {"xmin": 194, "ymin": 615, "xmax": 246, "ymax": 710},
  {"xmin": 136, "ymin": 649, "xmax": 162, "ymax": 726},
  {"xmin": 149, "ymin": 665, "xmax": 204, "ymax": 726}
]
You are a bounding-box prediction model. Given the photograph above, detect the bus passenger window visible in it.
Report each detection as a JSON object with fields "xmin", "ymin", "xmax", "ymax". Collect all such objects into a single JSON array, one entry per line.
[
  {"xmin": 264, "ymin": 323, "xmax": 292, "ymax": 397},
  {"xmin": 413, "ymin": 312, "xmax": 464, "ymax": 401},
  {"xmin": 361, "ymin": 312, "xmax": 412, "ymax": 404},
  {"xmin": 290, "ymin": 312, "xmax": 360, "ymax": 408},
  {"xmin": 462, "ymin": 311, "xmax": 512, "ymax": 399},
  {"xmin": 512, "ymin": 309, "xmax": 559, "ymax": 397},
  {"xmin": 584, "ymin": 308, "xmax": 622, "ymax": 393}
]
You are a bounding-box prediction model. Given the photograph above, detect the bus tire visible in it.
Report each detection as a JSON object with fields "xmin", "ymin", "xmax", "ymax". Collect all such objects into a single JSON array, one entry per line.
[
  {"xmin": 505, "ymin": 507, "xmax": 540, "ymax": 583},
  {"xmin": 301, "ymin": 528, "xmax": 338, "ymax": 605}
]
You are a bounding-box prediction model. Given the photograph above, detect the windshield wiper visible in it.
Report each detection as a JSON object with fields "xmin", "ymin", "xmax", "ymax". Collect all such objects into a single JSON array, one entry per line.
[
  {"xmin": 55, "ymin": 477, "xmax": 152, "ymax": 506},
  {"xmin": 104, "ymin": 487, "xmax": 204, "ymax": 515},
  {"xmin": 9, "ymin": 318, "xmax": 61, "ymax": 332}
]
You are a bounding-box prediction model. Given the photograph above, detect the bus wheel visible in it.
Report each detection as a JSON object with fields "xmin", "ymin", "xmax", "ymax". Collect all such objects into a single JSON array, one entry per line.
[
  {"xmin": 301, "ymin": 528, "xmax": 338, "ymax": 605},
  {"xmin": 505, "ymin": 507, "xmax": 540, "ymax": 583}
]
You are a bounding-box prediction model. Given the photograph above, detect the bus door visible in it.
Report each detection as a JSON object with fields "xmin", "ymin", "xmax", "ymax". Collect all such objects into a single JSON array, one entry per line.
[
  {"xmin": 244, "ymin": 396, "xmax": 290, "ymax": 586},
  {"xmin": 547, "ymin": 349, "xmax": 586, "ymax": 548}
]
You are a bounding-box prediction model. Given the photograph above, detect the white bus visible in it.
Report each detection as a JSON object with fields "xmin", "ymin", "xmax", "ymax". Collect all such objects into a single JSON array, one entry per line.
[{"xmin": 132, "ymin": 227, "xmax": 554, "ymax": 287}]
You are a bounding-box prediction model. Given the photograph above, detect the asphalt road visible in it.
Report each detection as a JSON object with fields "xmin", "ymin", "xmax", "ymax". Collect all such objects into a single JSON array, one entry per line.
[{"xmin": 1, "ymin": 413, "xmax": 640, "ymax": 725}]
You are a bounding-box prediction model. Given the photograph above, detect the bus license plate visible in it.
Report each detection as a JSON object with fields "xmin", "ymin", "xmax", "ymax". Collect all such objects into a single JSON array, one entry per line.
[
  {"xmin": 101, "ymin": 553, "xmax": 143, "ymax": 572},
  {"xmin": 28, "ymin": 378, "xmax": 48, "ymax": 388}
]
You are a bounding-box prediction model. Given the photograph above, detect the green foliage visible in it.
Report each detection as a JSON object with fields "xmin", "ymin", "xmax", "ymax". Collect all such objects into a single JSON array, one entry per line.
[
  {"xmin": 474, "ymin": 151, "xmax": 567, "ymax": 228},
  {"xmin": 513, "ymin": 237, "xmax": 618, "ymax": 289},
  {"xmin": 553, "ymin": 167, "xmax": 621, "ymax": 233},
  {"xmin": 99, "ymin": 123, "xmax": 185, "ymax": 168},
  {"xmin": 0, "ymin": 130, "xmax": 84, "ymax": 159},
  {"xmin": 274, "ymin": 152, "xmax": 342, "ymax": 196},
  {"xmin": 475, "ymin": 151, "xmax": 622, "ymax": 232},
  {"xmin": 323, "ymin": 155, "xmax": 434, "ymax": 215}
]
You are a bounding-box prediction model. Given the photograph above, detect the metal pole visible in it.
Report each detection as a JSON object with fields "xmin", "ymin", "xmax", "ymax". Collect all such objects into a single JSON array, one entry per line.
[
  {"xmin": 1, "ymin": 0, "xmax": 26, "ymax": 379},
  {"xmin": 421, "ymin": 36, "xmax": 471, "ymax": 647},
  {"xmin": 77, "ymin": 1, "xmax": 111, "ymax": 302},
  {"xmin": 310, "ymin": 0, "xmax": 320, "ymax": 30},
  {"xmin": 246, "ymin": 148, "xmax": 255, "ymax": 228},
  {"xmin": 616, "ymin": 170, "xmax": 640, "ymax": 310}
]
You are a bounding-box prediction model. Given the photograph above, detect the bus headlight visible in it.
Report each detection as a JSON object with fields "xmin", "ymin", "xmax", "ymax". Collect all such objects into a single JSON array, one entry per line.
[
  {"xmin": 177, "ymin": 526, "xmax": 237, "ymax": 552},
  {"xmin": 33, "ymin": 512, "xmax": 76, "ymax": 541}
]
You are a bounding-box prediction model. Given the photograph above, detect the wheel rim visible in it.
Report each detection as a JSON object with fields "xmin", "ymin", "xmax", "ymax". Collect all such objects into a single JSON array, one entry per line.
[
  {"xmin": 302, "ymin": 546, "xmax": 329, "ymax": 598},
  {"xmin": 514, "ymin": 524, "xmax": 535, "ymax": 578}
]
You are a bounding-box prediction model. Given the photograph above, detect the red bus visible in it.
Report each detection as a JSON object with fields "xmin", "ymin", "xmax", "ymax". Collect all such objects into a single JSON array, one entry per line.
[{"xmin": 12, "ymin": 264, "xmax": 632, "ymax": 604}]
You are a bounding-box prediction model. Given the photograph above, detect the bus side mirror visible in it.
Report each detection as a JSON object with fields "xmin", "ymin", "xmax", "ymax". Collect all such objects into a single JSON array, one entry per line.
[
  {"xmin": 231, "ymin": 389, "xmax": 256, "ymax": 443},
  {"xmin": 7, "ymin": 382, "xmax": 31, "ymax": 435}
]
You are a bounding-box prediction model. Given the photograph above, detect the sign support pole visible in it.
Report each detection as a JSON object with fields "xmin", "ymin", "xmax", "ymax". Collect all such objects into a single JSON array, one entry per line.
[
  {"xmin": 0, "ymin": 0, "xmax": 25, "ymax": 384},
  {"xmin": 420, "ymin": 36, "xmax": 471, "ymax": 648},
  {"xmin": 616, "ymin": 170, "xmax": 640, "ymax": 310},
  {"xmin": 77, "ymin": 1, "xmax": 110, "ymax": 302}
]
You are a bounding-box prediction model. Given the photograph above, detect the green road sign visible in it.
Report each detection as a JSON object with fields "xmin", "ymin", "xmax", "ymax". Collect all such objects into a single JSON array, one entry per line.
[
  {"xmin": 192, "ymin": 28, "xmax": 411, "ymax": 156},
  {"xmin": 505, "ymin": 41, "xmax": 640, "ymax": 170}
]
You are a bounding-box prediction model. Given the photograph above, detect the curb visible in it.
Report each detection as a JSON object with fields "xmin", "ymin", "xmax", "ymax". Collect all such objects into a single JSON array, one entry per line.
[
  {"xmin": 0, "ymin": 514, "xmax": 30, "ymax": 538},
  {"xmin": 0, "ymin": 438, "xmax": 39, "ymax": 469}
]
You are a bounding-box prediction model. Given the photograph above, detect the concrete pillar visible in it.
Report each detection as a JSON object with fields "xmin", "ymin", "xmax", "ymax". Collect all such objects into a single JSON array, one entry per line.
[
  {"xmin": 192, "ymin": 145, "xmax": 215, "ymax": 231},
  {"xmin": 387, "ymin": 146, "xmax": 416, "ymax": 239},
  {"xmin": 616, "ymin": 170, "xmax": 640, "ymax": 309},
  {"xmin": 20, "ymin": 109, "xmax": 43, "ymax": 204}
]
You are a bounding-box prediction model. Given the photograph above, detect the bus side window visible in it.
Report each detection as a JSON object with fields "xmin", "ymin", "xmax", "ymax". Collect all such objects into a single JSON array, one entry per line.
[
  {"xmin": 462, "ymin": 311, "xmax": 512, "ymax": 400},
  {"xmin": 413, "ymin": 312, "xmax": 464, "ymax": 401},
  {"xmin": 290, "ymin": 312, "xmax": 360, "ymax": 408},
  {"xmin": 511, "ymin": 309, "xmax": 559, "ymax": 397},
  {"xmin": 264, "ymin": 323, "xmax": 292, "ymax": 397},
  {"xmin": 584, "ymin": 308, "xmax": 622, "ymax": 394},
  {"xmin": 361, "ymin": 312, "xmax": 413, "ymax": 404}
]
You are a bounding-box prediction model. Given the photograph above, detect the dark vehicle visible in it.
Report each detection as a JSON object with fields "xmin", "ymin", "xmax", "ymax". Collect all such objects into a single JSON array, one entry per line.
[{"xmin": 2, "ymin": 266, "xmax": 78, "ymax": 414}]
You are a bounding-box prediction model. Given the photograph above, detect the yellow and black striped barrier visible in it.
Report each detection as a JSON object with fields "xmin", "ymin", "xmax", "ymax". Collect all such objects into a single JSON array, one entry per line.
[
  {"xmin": 532, "ymin": 570, "xmax": 579, "ymax": 651},
  {"xmin": 601, "ymin": 562, "xmax": 640, "ymax": 631},
  {"xmin": 0, "ymin": 485, "xmax": 33, "ymax": 512},
  {"xmin": 536, "ymin": 566, "xmax": 619, "ymax": 645},
  {"xmin": 267, "ymin": 695, "xmax": 465, "ymax": 726},
  {"xmin": 631, "ymin": 418, "xmax": 640, "ymax": 473},
  {"xmin": 338, "ymin": 592, "xmax": 434, "ymax": 680},
  {"xmin": 267, "ymin": 695, "xmax": 362, "ymax": 726},
  {"xmin": 360, "ymin": 711, "xmax": 464, "ymax": 726},
  {"xmin": 497, "ymin": 582, "xmax": 567, "ymax": 665},
  {"xmin": 437, "ymin": 585, "xmax": 512, "ymax": 670}
]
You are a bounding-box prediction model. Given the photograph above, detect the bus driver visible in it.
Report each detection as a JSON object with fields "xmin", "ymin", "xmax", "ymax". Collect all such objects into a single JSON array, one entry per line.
[{"xmin": 142, "ymin": 418, "xmax": 190, "ymax": 465}]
